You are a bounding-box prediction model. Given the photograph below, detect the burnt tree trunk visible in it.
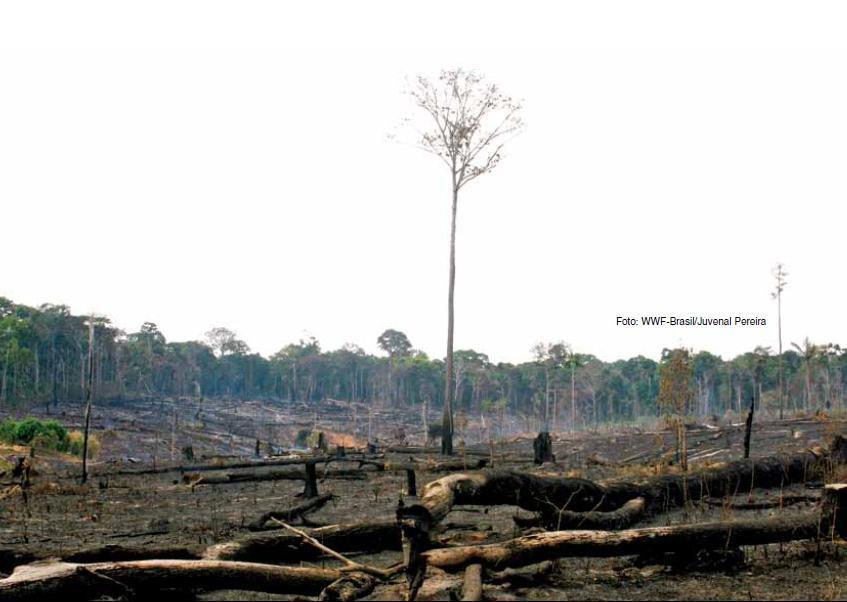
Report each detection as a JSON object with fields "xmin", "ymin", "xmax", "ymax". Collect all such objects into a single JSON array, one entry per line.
[
  {"xmin": 406, "ymin": 469, "xmax": 417, "ymax": 497},
  {"xmin": 533, "ymin": 432, "xmax": 554, "ymax": 465},
  {"xmin": 410, "ymin": 435, "xmax": 847, "ymax": 528},
  {"xmin": 743, "ymin": 397, "xmax": 755, "ymax": 459},
  {"xmin": 0, "ymin": 559, "xmax": 341, "ymax": 601},
  {"xmin": 303, "ymin": 461, "xmax": 319, "ymax": 498},
  {"xmin": 424, "ymin": 498, "xmax": 846, "ymax": 572}
]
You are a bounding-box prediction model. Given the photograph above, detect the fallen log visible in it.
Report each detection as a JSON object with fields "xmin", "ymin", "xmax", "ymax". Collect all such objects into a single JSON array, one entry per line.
[
  {"xmin": 701, "ymin": 493, "xmax": 820, "ymax": 510},
  {"xmin": 461, "ymin": 563, "xmax": 483, "ymax": 601},
  {"xmin": 358, "ymin": 458, "xmax": 489, "ymax": 473},
  {"xmin": 424, "ymin": 490, "xmax": 846, "ymax": 572},
  {"xmin": 204, "ymin": 521, "xmax": 401, "ymax": 563},
  {"xmin": 62, "ymin": 544, "xmax": 202, "ymax": 563},
  {"xmin": 0, "ymin": 559, "xmax": 342, "ymax": 600},
  {"xmin": 182, "ymin": 467, "xmax": 364, "ymax": 486},
  {"xmin": 410, "ymin": 435, "xmax": 847, "ymax": 528},
  {"xmin": 385, "ymin": 446, "xmax": 493, "ymax": 458},
  {"xmin": 93, "ymin": 453, "xmax": 339, "ymax": 477}
]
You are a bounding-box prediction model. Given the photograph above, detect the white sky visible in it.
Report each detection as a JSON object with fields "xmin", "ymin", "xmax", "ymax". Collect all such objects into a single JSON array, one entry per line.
[{"xmin": 1, "ymin": 2, "xmax": 846, "ymax": 364}]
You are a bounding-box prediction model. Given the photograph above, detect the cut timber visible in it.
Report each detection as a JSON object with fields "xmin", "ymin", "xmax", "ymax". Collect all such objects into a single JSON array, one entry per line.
[
  {"xmin": 411, "ymin": 435, "xmax": 847, "ymax": 527},
  {"xmin": 0, "ymin": 559, "xmax": 341, "ymax": 600},
  {"xmin": 248, "ymin": 493, "xmax": 335, "ymax": 530},
  {"xmin": 204, "ymin": 522, "xmax": 400, "ymax": 563},
  {"xmin": 424, "ymin": 509, "xmax": 833, "ymax": 572}
]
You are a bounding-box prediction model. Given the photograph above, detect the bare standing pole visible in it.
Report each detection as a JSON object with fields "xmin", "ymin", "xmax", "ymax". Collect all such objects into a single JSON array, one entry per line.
[
  {"xmin": 81, "ymin": 316, "xmax": 95, "ymax": 484},
  {"xmin": 772, "ymin": 264, "xmax": 788, "ymax": 419}
]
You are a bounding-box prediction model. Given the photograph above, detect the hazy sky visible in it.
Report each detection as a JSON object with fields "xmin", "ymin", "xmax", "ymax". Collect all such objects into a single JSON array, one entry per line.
[{"xmin": 2, "ymin": 2, "xmax": 846, "ymax": 364}]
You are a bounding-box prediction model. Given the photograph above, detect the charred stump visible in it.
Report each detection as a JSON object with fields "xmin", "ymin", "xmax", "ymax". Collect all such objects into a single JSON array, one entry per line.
[
  {"xmin": 533, "ymin": 432, "xmax": 554, "ymax": 465},
  {"xmin": 743, "ymin": 397, "xmax": 755, "ymax": 459},
  {"xmin": 303, "ymin": 461, "xmax": 319, "ymax": 499}
]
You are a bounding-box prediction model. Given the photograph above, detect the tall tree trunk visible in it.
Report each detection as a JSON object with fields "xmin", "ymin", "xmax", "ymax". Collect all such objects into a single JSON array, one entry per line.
[
  {"xmin": 81, "ymin": 319, "xmax": 95, "ymax": 484},
  {"xmin": 543, "ymin": 368, "xmax": 550, "ymax": 431},
  {"xmin": 34, "ymin": 347, "xmax": 39, "ymax": 402},
  {"xmin": 442, "ymin": 182, "xmax": 458, "ymax": 456},
  {"xmin": 570, "ymin": 362, "xmax": 576, "ymax": 433},
  {"xmin": 777, "ymin": 292, "xmax": 784, "ymax": 418},
  {"xmin": 806, "ymin": 362, "xmax": 812, "ymax": 411},
  {"xmin": 0, "ymin": 344, "xmax": 9, "ymax": 403}
]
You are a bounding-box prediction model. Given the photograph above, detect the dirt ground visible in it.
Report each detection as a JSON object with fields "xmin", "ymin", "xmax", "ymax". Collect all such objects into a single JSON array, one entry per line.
[{"xmin": 0, "ymin": 398, "xmax": 845, "ymax": 600}]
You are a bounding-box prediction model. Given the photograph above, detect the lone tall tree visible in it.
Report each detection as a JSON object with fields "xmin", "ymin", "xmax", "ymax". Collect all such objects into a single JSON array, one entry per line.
[
  {"xmin": 406, "ymin": 69, "xmax": 524, "ymax": 455},
  {"xmin": 771, "ymin": 263, "xmax": 788, "ymax": 418}
]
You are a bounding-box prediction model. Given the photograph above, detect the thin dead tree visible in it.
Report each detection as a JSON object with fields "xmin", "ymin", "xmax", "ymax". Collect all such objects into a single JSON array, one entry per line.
[
  {"xmin": 772, "ymin": 263, "xmax": 788, "ymax": 418},
  {"xmin": 81, "ymin": 316, "xmax": 95, "ymax": 484},
  {"xmin": 401, "ymin": 69, "xmax": 524, "ymax": 455}
]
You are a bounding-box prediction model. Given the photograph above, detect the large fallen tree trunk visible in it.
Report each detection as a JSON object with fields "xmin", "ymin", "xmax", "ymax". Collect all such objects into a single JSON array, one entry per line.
[
  {"xmin": 358, "ymin": 458, "xmax": 489, "ymax": 473},
  {"xmin": 92, "ymin": 453, "xmax": 341, "ymax": 477},
  {"xmin": 411, "ymin": 435, "xmax": 847, "ymax": 528},
  {"xmin": 204, "ymin": 521, "xmax": 401, "ymax": 563},
  {"xmin": 0, "ymin": 559, "xmax": 342, "ymax": 600},
  {"xmin": 424, "ymin": 485, "xmax": 847, "ymax": 571},
  {"xmin": 183, "ymin": 467, "xmax": 364, "ymax": 486}
]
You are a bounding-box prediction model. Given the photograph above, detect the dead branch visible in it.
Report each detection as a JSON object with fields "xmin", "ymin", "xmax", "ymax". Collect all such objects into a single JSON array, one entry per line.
[
  {"xmin": 514, "ymin": 497, "xmax": 645, "ymax": 530},
  {"xmin": 248, "ymin": 493, "xmax": 335, "ymax": 530},
  {"xmin": 203, "ymin": 521, "xmax": 401, "ymax": 563},
  {"xmin": 269, "ymin": 518, "xmax": 395, "ymax": 579}
]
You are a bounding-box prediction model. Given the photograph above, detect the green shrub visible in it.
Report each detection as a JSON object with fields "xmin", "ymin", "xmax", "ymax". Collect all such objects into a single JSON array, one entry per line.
[
  {"xmin": 0, "ymin": 417, "xmax": 70, "ymax": 452},
  {"xmin": 0, "ymin": 419, "xmax": 17, "ymax": 444}
]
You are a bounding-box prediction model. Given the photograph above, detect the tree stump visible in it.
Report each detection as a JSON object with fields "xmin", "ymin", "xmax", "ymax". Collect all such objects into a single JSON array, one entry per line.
[
  {"xmin": 182, "ymin": 446, "xmax": 195, "ymax": 462},
  {"xmin": 822, "ymin": 484, "xmax": 847, "ymax": 540},
  {"xmin": 406, "ymin": 469, "xmax": 417, "ymax": 497},
  {"xmin": 533, "ymin": 432, "xmax": 554, "ymax": 465},
  {"xmin": 303, "ymin": 461, "xmax": 319, "ymax": 499}
]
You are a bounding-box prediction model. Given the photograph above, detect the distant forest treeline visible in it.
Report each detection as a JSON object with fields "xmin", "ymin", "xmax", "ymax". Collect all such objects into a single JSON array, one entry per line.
[{"xmin": 0, "ymin": 297, "xmax": 844, "ymax": 426}]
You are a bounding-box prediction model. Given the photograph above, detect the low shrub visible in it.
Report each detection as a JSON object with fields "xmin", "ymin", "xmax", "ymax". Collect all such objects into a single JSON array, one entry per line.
[{"xmin": 67, "ymin": 430, "xmax": 100, "ymax": 459}]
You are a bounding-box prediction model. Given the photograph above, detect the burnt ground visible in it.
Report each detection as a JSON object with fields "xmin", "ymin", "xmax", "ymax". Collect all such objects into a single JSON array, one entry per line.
[{"xmin": 0, "ymin": 397, "xmax": 845, "ymax": 600}]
